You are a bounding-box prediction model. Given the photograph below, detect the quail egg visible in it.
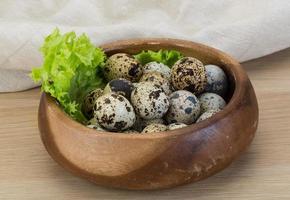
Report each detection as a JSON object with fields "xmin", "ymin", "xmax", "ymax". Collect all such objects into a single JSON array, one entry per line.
[
  {"xmin": 133, "ymin": 117, "xmax": 165, "ymax": 132},
  {"xmin": 103, "ymin": 53, "xmax": 143, "ymax": 82},
  {"xmin": 94, "ymin": 93, "xmax": 136, "ymax": 131},
  {"xmin": 103, "ymin": 78, "xmax": 134, "ymax": 99},
  {"xmin": 196, "ymin": 109, "xmax": 221, "ymax": 123},
  {"xmin": 168, "ymin": 122, "xmax": 188, "ymax": 130},
  {"xmin": 139, "ymin": 72, "xmax": 172, "ymax": 95},
  {"xmin": 142, "ymin": 123, "xmax": 167, "ymax": 133},
  {"xmin": 143, "ymin": 61, "xmax": 171, "ymax": 79},
  {"xmin": 205, "ymin": 65, "xmax": 228, "ymax": 97},
  {"xmin": 82, "ymin": 88, "xmax": 103, "ymax": 118},
  {"xmin": 165, "ymin": 90, "xmax": 200, "ymax": 124},
  {"xmin": 131, "ymin": 82, "xmax": 169, "ymax": 120},
  {"xmin": 199, "ymin": 92, "xmax": 226, "ymax": 113},
  {"xmin": 171, "ymin": 57, "xmax": 207, "ymax": 94}
]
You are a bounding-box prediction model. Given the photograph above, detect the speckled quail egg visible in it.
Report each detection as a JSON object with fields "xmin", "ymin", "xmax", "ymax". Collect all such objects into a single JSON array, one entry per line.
[
  {"xmin": 133, "ymin": 117, "xmax": 165, "ymax": 132},
  {"xmin": 205, "ymin": 65, "xmax": 228, "ymax": 97},
  {"xmin": 86, "ymin": 118, "xmax": 106, "ymax": 131},
  {"xmin": 82, "ymin": 88, "xmax": 103, "ymax": 118},
  {"xmin": 198, "ymin": 93, "xmax": 226, "ymax": 113},
  {"xmin": 94, "ymin": 93, "xmax": 136, "ymax": 131},
  {"xmin": 131, "ymin": 82, "xmax": 170, "ymax": 120},
  {"xmin": 142, "ymin": 123, "xmax": 167, "ymax": 133},
  {"xmin": 168, "ymin": 122, "xmax": 188, "ymax": 130},
  {"xmin": 165, "ymin": 90, "xmax": 200, "ymax": 124},
  {"xmin": 103, "ymin": 78, "xmax": 134, "ymax": 99},
  {"xmin": 139, "ymin": 72, "xmax": 172, "ymax": 95},
  {"xmin": 196, "ymin": 109, "xmax": 221, "ymax": 123},
  {"xmin": 171, "ymin": 57, "xmax": 207, "ymax": 94},
  {"xmin": 103, "ymin": 53, "xmax": 143, "ymax": 82},
  {"xmin": 143, "ymin": 61, "xmax": 171, "ymax": 79}
]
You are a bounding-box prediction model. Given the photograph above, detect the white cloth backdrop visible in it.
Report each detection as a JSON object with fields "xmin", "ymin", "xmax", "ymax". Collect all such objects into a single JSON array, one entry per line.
[{"xmin": 0, "ymin": 0, "xmax": 290, "ymax": 92}]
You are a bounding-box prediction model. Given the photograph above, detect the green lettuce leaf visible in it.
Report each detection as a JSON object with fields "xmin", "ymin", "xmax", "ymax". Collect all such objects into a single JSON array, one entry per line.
[
  {"xmin": 134, "ymin": 49, "xmax": 183, "ymax": 67},
  {"xmin": 31, "ymin": 29, "xmax": 106, "ymax": 123}
]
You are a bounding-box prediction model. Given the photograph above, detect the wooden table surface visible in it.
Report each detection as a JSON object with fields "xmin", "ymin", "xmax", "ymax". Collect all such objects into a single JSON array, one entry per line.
[{"xmin": 1, "ymin": 48, "xmax": 290, "ymax": 200}]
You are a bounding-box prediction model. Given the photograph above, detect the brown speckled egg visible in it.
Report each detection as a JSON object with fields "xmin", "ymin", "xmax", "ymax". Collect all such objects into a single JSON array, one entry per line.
[
  {"xmin": 168, "ymin": 122, "xmax": 188, "ymax": 130},
  {"xmin": 143, "ymin": 61, "xmax": 171, "ymax": 79},
  {"xmin": 131, "ymin": 82, "xmax": 169, "ymax": 120},
  {"xmin": 198, "ymin": 92, "xmax": 226, "ymax": 113},
  {"xmin": 103, "ymin": 53, "xmax": 142, "ymax": 82},
  {"xmin": 171, "ymin": 57, "xmax": 207, "ymax": 94},
  {"xmin": 139, "ymin": 72, "xmax": 172, "ymax": 95},
  {"xmin": 132, "ymin": 116, "xmax": 165, "ymax": 132},
  {"xmin": 196, "ymin": 109, "xmax": 221, "ymax": 123},
  {"xmin": 142, "ymin": 123, "xmax": 167, "ymax": 133},
  {"xmin": 103, "ymin": 78, "xmax": 134, "ymax": 99},
  {"xmin": 94, "ymin": 93, "xmax": 136, "ymax": 131},
  {"xmin": 165, "ymin": 90, "xmax": 200, "ymax": 124},
  {"xmin": 82, "ymin": 88, "xmax": 103, "ymax": 119}
]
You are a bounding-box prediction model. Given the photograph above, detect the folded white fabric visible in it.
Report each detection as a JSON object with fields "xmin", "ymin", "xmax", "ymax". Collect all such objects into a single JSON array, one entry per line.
[{"xmin": 0, "ymin": 0, "xmax": 290, "ymax": 92}]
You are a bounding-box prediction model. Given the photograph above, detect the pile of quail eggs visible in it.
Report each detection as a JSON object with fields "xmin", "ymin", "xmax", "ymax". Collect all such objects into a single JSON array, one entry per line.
[{"xmin": 83, "ymin": 52, "xmax": 228, "ymax": 134}]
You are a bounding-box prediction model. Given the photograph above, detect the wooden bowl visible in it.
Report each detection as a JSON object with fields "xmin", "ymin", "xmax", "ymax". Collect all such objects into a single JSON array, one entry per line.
[{"xmin": 38, "ymin": 39, "xmax": 258, "ymax": 190}]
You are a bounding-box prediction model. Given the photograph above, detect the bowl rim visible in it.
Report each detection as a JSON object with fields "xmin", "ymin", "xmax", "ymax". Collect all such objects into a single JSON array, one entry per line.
[{"xmin": 44, "ymin": 38, "xmax": 247, "ymax": 139}]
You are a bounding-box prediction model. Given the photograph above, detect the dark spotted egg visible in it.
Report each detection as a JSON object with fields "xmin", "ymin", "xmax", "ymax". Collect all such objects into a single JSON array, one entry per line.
[
  {"xmin": 82, "ymin": 88, "xmax": 103, "ymax": 119},
  {"xmin": 165, "ymin": 90, "xmax": 200, "ymax": 124},
  {"xmin": 103, "ymin": 53, "xmax": 143, "ymax": 82},
  {"xmin": 132, "ymin": 116, "xmax": 165, "ymax": 132},
  {"xmin": 103, "ymin": 78, "xmax": 134, "ymax": 99},
  {"xmin": 142, "ymin": 123, "xmax": 167, "ymax": 133},
  {"xmin": 205, "ymin": 65, "xmax": 228, "ymax": 97},
  {"xmin": 94, "ymin": 93, "xmax": 136, "ymax": 131},
  {"xmin": 198, "ymin": 92, "xmax": 226, "ymax": 113},
  {"xmin": 143, "ymin": 61, "xmax": 171, "ymax": 79},
  {"xmin": 131, "ymin": 82, "xmax": 169, "ymax": 120},
  {"xmin": 196, "ymin": 109, "xmax": 221, "ymax": 123},
  {"xmin": 168, "ymin": 122, "xmax": 188, "ymax": 130},
  {"xmin": 139, "ymin": 72, "xmax": 172, "ymax": 95},
  {"xmin": 171, "ymin": 57, "xmax": 207, "ymax": 94}
]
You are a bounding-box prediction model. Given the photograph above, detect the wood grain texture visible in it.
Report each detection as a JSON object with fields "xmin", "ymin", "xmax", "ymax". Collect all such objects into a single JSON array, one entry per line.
[{"xmin": 0, "ymin": 47, "xmax": 290, "ymax": 198}]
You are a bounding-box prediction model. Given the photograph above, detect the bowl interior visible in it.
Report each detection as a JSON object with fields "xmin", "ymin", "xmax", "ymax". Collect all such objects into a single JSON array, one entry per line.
[
  {"xmin": 47, "ymin": 38, "xmax": 244, "ymax": 138},
  {"xmin": 101, "ymin": 39, "xmax": 236, "ymax": 103}
]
